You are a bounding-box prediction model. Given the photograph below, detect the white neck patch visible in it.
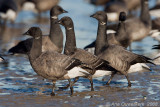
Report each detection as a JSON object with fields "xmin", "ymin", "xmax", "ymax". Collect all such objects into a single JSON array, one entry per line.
[
  {"xmin": 67, "ymin": 27, "xmax": 73, "ymax": 30},
  {"xmin": 51, "ymin": 16, "xmax": 58, "ymax": 19},
  {"xmin": 100, "ymin": 22, "xmax": 106, "ymax": 25}
]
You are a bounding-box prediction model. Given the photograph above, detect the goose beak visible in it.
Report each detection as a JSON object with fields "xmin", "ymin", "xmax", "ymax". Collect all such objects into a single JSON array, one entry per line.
[
  {"xmin": 63, "ymin": 10, "xmax": 68, "ymax": 13},
  {"xmin": 90, "ymin": 14, "xmax": 96, "ymax": 18},
  {"xmin": 23, "ymin": 31, "xmax": 29, "ymax": 35}
]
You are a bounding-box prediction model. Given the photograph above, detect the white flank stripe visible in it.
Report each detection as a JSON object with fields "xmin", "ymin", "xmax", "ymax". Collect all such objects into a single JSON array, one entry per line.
[
  {"xmin": 128, "ymin": 63, "xmax": 150, "ymax": 73},
  {"xmin": 150, "ymin": 9, "xmax": 160, "ymax": 17},
  {"xmin": 107, "ymin": 30, "xmax": 116, "ymax": 34},
  {"xmin": 92, "ymin": 70, "xmax": 112, "ymax": 78},
  {"xmin": 107, "ymin": 12, "xmax": 119, "ymax": 22},
  {"xmin": 66, "ymin": 67, "xmax": 90, "ymax": 78},
  {"xmin": 6, "ymin": 9, "xmax": 16, "ymax": 21},
  {"xmin": 22, "ymin": 2, "xmax": 37, "ymax": 12}
]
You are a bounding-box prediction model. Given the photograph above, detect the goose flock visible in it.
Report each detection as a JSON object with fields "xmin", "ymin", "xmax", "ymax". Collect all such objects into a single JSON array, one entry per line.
[{"xmin": 0, "ymin": 0, "xmax": 160, "ymax": 96}]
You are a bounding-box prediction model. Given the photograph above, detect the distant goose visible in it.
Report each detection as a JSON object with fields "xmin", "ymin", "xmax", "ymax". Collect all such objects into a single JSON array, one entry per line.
[
  {"xmin": 21, "ymin": 0, "xmax": 59, "ymax": 15},
  {"xmin": 107, "ymin": 0, "xmax": 151, "ymax": 43},
  {"xmin": 8, "ymin": 5, "xmax": 67, "ymax": 54},
  {"xmin": 24, "ymin": 27, "xmax": 92, "ymax": 96},
  {"xmin": 123, "ymin": 0, "xmax": 140, "ymax": 11},
  {"xmin": 104, "ymin": 0, "xmax": 140, "ymax": 22},
  {"xmin": 57, "ymin": 16, "xmax": 118, "ymax": 91},
  {"xmin": 0, "ymin": 56, "xmax": 4, "ymax": 62},
  {"xmin": 0, "ymin": 0, "xmax": 17, "ymax": 24},
  {"xmin": 91, "ymin": 11, "xmax": 154, "ymax": 87},
  {"xmin": 84, "ymin": 12, "xmax": 130, "ymax": 53},
  {"xmin": 149, "ymin": 0, "xmax": 160, "ymax": 18},
  {"xmin": 104, "ymin": 0, "xmax": 128, "ymax": 22}
]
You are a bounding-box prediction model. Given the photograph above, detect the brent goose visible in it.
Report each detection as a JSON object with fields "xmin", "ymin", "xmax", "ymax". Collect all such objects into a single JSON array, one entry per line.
[
  {"xmin": 0, "ymin": 0, "xmax": 17, "ymax": 24},
  {"xmin": 107, "ymin": 0, "xmax": 151, "ymax": 42},
  {"xmin": 21, "ymin": 0, "xmax": 59, "ymax": 15},
  {"xmin": 104, "ymin": 0, "xmax": 140, "ymax": 22},
  {"xmin": 115, "ymin": 12, "xmax": 131, "ymax": 48},
  {"xmin": 149, "ymin": 0, "xmax": 160, "ymax": 18},
  {"xmin": 84, "ymin": 12, "xmax": 130, "ymax": 53},
  {"xmin": 57, "ymin": 16, "xmax": 118, "ymax": 91},
  {"xmin": 24, "ymin": 27, "xmax": 92, "ymax": 96},
  {"xmin": 104, "ymin": 0, "xmax": 128, "ymax": 22},
  {"xmin": 91, "ymin": 11, "xmax": 154, "ymax": 87},
  {"xmin": 8, "ymin": 5, "xmax": 67, "ymax": 54}
]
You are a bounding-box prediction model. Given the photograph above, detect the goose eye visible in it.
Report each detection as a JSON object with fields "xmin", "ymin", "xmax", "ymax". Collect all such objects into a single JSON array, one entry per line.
[{"xmin": 59, "ymin": 8, "xmax": 63, "ymax": 12}]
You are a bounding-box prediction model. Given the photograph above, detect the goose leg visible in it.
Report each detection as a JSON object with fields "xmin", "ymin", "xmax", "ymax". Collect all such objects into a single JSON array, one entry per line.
[
  {"xmin": 88, "ymin": 75, "xmax": 94, "ymax": 91},
  {"xmin": 106, "ymin": 73, "xmax": 115, "ymax": 85},
  {"xmin": 69, "ymin": 78, "xmax": 79, "ymax": 95},
  {"xmin": 124, "ymin": 74, "xmax": 132, "ymax": 87},
  {"xmin": 50, "ymin": 81, "xmax": 56, "ymax": 96},
  {"xmin": 59, "ymin": 77, "xmax": 79, "ymax": 90},
  {"xmin": 59, "ymin": 79, "xmax": 71, "ymax": 90},
  {"xmin": 69, "ymin": 80, "xmax": 74, "ymax": 95}
]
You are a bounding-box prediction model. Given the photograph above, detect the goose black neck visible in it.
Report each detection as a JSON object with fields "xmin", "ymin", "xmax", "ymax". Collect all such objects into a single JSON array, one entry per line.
[
  {"xmin": 95, "ymin": 22, "xmax": 108, "ymax": 55},
  {"xmin": 49, "ymin": 17, "xmax": 63, "ymax": 52},
  {"xmin": 116, "ymin": 21, "xmax": 126, "ymax": 39},
  {"xmin": 64, "ymin": 26, "xmax": 77, "ymax": 55},
  {"xmin": 140, "ymin": 0, "xmax": 151, "ymax": 26},
  {"xmin": 29, "ymin": 35, "xmax": 42, "ymax": 61}
]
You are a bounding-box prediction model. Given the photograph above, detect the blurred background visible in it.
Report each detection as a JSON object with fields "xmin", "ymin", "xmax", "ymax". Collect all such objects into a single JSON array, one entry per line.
[{"xmin": 0, "ymin": 0, "xmax": 160, "ymax": 106}]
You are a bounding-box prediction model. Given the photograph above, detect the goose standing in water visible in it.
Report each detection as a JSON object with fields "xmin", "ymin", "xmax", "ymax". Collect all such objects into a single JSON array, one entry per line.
[
  {"xmin": 0, "ymin": 0, "xmax": 17, "ymax": 25},
  {"xmin": 107, "ymin": 0, "xmax": 151, "ymax": 43},
  {"xmin": 84, "ymin": 12, "xmax": 131, "ymax": 53},
  {"xmin": 101, "ymin": 0, "xmax": 151, "ymax": 50},
  {"xmin": 8, "ymin": 5, "xmax": 67, "ymax": 54},
  {"xmin": 24, "ymin": 27, "xmax": 92, "ymax": 96},
  {"xmin": 91, "ymin": 11, "xmax": 154, "ymax": 87},
  {"xmin": 57, "ymin": 16, "xmax": 118, "ymax": 91},
  {"xmin": 149, "ymin": 0, "xmax": 160, "ymax": 18},
  {"xmin": 21, "ymin": 0, "xmax": 59, "ymax": 17}
]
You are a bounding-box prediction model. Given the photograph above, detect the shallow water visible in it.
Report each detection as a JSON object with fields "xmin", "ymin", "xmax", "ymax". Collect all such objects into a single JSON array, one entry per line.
[{"xmin": 0, "ymin": 0, "xmax": 160, "ymax": 106}]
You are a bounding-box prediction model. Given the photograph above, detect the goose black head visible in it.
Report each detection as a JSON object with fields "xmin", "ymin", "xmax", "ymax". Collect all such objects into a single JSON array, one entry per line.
[
  {"xmin": 90, "ymin": 11, "xmax": 107, "ymax": 23},
  {"xmin": 50, "ymin": 5, "xmax": 68, "ymax": 18},
  {"xmin": 23, "ymin": 27, "xmax": 42, "ymax": 39},
  {"xmin": 119, "ymin": 12, "xmax": 126, "ymax": 22},
  {"xmin": 56, "ymin": 16, "xmax": 74, "ymax": 30}
]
